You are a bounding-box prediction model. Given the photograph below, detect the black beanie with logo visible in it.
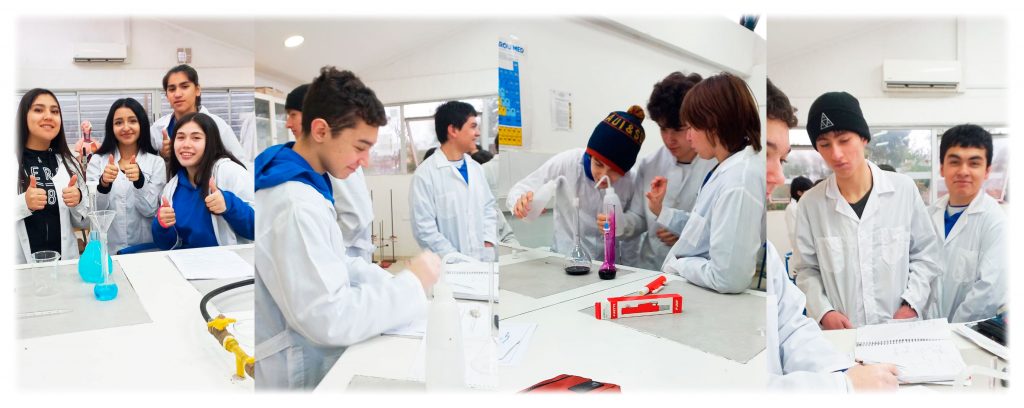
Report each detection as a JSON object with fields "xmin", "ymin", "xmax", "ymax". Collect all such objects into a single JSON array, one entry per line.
[
  {"xmin": 585, "ymin": 105, "xmax": 646, "ymax": 175},
  {"xmin": 806, "ymin": 92, "xmax": 871, "ymax": 148}
]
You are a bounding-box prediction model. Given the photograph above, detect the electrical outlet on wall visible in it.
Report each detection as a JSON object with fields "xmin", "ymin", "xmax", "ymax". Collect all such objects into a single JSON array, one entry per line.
[{"xmin": 176, "ymin": 48, "xmax": 192, "ymax": 64}]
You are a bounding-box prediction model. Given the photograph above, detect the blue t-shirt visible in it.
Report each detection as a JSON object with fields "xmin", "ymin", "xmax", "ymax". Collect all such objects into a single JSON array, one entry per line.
[
  {"xmin": 151, "ymin": 169, "xmax": 255, "ymax": 249},
  {"xmin": 944, "ymin": 204, "xmax": 967, "ymax": 238},
  {"xmin": 453, "ymin": 158, "xmax": 469, "ymax": 183}
]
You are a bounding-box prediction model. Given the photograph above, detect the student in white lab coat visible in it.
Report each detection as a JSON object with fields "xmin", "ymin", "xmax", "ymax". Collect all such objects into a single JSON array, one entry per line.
[
  {"xmin": 152, "ymin": 113, "xmax": 254, "ymax": 250},
  {"xmin": 481, "ymin": 146, "xmax": 520, "ymax": 246},
  {"xmin": 765, "ymin": 79, "xmax": 898, "ymax": 391},
  {"xmin": 784, "ymin": 176, "xmax": 813, "ymax": 254},
  {"xmin": 409, "ymin": 101, "xmax": 497, "ymax": 261},
  {"xmin": 16, "ymin": 88, "xmax": 89, "ymax": 264},
  {"xmin": 925, "ymin": 124, "xmax": 1006, "ymax": 322},
  {"xmin": 633, "ymin": 72, "xmax": 717, "ymax": 271},
  {"xmin": 86, "ymin": 98, "xmax": 167, "ymax": 254},
  {"xmin": 794, "ymin": 91, "xmax": 942, "ymax": 329},
  {"xmin": 508, "ymin": 106, "xmax": 647, "ymax": 266},
  {"xmin": 254, "ymin": 67, "xmax": 440, "ymax": 390},
  {"xmin": 660, "ymin": 73, "xmax": 766, "ymax": 294},
  {"xmin": 285, "ymin": 84, "xmax": 377, "ymax": 261},
  {"xmin": 150, "ymin": 64, "xmax": 248, "ymax": 165}
]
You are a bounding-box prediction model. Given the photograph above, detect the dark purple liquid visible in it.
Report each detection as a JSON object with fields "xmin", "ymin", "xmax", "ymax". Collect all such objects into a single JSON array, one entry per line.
[
  {"xmin": 565, "ymin": 265, "xmax": 591, "ymax": 276},
  {"xmin": 598, "ymin": 266, "xmax": 617, "ymax": 280}
]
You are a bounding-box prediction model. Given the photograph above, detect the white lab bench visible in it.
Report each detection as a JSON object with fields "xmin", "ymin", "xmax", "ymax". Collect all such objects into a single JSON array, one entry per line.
[
  {"xmin": 821, "ymin": 323, "xmax": 1008, "ymax": 391},
  {"xmin": 315, "ymin": 244, "xmax": 767, "ymax": 392},
  {"xmin": 16, "ymin": 244, "xmax": 255, "ymax": 391}
]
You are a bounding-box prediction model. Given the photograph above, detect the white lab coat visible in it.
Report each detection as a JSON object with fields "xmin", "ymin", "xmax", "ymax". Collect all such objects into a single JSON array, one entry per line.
[
  {"xmin": 15, "ymin": 158, "xmax": 89, "ymax": 264},
  {"xmin": 925, "ymin": 192, "xmax": 1006, "ymax": 322},
  {"xmin": 238, "ymin": 111, "xmax": 258, "ymax": 168},
  {"xmin": 150, "ymin": 106, "xmax": 249, "ymax": 165},
  {"xmin": 254, "ymin": 180, "xmax": 426, "ymax": 390},
  {"xmin": 766, "ymin": 241, "xmax": 854, "ymax": 391},
  {"xmin": 506, "ymin": 148, "xmax": 645, "ymax": 266},
  {"xmin": 410, "ymin": 151, "xmax": 497, "ymax": 261},
  {"xmin": 662, "ymin": 146, "xmax": 766, "ymax": 294},
  {"xmin": 330, "ymin": 168, "xmax": 375, "ymax": 262},
  {"xmin": 794, "ymin": 161, "xmax": 942, "ymax": 328},
  {"xmin": 86, "ymin": 150, "xmax": 166, "ymax": 254},
  {"xmin": 785, "ymin": 198, "xmax": 799, "ymax": 251},
  {"xmin": 483, "ymin": 155, "xmax": 519, "ymax": 245},
  {"xmin": 160, "ymin": 158, "xmax": 254, "ymax": 246},
  {"xmin": 630, "ymin": 146, "xmax": 717, "ymax": 271}
]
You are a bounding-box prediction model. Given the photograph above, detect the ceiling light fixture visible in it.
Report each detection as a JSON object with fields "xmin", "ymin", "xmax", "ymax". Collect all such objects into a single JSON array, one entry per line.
[{"xmin": 284, "ymin": 35, "xmax": 304, "ymax": 48}]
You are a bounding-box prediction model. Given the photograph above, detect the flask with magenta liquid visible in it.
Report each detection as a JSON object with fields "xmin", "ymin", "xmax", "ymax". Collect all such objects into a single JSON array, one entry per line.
[{"xmin": 598, "ymin": 204, "xmax": 617, "ymax": 280}]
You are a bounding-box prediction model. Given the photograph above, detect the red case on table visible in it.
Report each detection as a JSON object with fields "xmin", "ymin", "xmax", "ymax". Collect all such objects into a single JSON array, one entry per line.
[{"xmin": 520, "ymin": 374, "xmax": 621, "ymax": 393}]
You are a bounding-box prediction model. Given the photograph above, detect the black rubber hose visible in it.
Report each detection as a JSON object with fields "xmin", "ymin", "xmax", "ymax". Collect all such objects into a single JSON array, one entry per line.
[{"xmin": 200, "ymin": 278, "xmax": 254, "ymax": 322}]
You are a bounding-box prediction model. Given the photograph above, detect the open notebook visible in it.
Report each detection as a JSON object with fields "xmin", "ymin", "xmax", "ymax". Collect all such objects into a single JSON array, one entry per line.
[
  {"xmin": 855, "ymin": 318, "xmax": 967, "ymax": 384},
  {"xmin": 442, "ymin": 261, "xmax": 499, "ymax": 302}
]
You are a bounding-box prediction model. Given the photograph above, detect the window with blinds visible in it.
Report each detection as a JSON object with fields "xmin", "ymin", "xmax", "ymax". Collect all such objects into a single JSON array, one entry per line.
[
  {"xmin": 158, "ymin": 89, "xmax": 255, "ymax": 138},
  {"xmin": 16, "ymin": 88, "xmax": 253, "ymax": 150}
]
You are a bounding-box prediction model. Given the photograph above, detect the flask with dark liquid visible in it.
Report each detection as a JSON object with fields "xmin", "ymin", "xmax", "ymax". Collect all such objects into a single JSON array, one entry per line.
[{"xmin": 564, "ymin": 198, "xmax": 592, "ymax": 275}]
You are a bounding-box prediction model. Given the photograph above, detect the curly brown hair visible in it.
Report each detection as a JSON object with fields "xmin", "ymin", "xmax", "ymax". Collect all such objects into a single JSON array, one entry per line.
[
  {"xmin": 301, "ymin": 66, "xmax": 387, "ymax": 137},
  {"xmin": 647, "ymin": 71, "xmax": 703, "ymax": 130}
]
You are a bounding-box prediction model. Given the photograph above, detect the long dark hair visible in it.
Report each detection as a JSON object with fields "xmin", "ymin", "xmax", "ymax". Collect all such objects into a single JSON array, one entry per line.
[
  {"xmin": 167, "ymin": 112, "xmax": 245, "ymax": 196},
  {"xmin": 96, "ymin": 98, "xmax": 158, "ymax": 156},
  {"xmin": 162, "ymin": 64, "xmax": 201, "ymax": 108},
  {"xmin": 17, "ymin": 88, "xmax": 83, "ymax": 193}
]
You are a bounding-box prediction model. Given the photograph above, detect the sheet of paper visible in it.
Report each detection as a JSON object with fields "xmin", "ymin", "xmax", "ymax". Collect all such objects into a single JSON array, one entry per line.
[
  {"xmin": 898, "ymin": 385, "xmax": 938, "ymax": 393},
  {"xmin": 167, "ymin": 248, "xmax": 253, "ymax": 280},
  {"xmin": 498, "ymin": 322, "xmax": 537, "ymax": 366},
  {"xmin": 855, "ymin": 319, "xmax": 966, "ymax": 384},
  {"xmin": 384, "ymin": 316, "xmax": 428, "ymax": 338}
]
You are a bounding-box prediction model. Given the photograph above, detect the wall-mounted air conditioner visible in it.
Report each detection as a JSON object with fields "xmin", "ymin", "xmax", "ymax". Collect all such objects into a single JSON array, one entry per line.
[
  {"xmin": 73, "ymin": 42, "xmax": 128, "ymax": 63},
  {"xmin": 882, "ymin": 59, "xmax": 962, "ymax": 92}
]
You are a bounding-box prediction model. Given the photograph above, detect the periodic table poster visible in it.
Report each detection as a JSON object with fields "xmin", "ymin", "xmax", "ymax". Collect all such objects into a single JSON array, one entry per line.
[{"xmin": 498, "ymin": 37, "xmax": 525, "ymax": 147}]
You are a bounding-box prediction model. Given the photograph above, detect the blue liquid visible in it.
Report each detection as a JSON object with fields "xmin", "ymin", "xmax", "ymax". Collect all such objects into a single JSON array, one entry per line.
[
  {"xmin": 94, "ymin": 283, "xmax": 119, "ymax": 301},
  {"xmin": 78, "ymin": 233, "xmax": 112, "ymax": 283}
]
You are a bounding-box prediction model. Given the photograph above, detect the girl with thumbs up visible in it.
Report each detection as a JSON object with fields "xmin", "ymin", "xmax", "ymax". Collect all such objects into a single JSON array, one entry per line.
[
  {"xmin": 86, "ymin": 98, "xmax": 167, "ymax": 254},
  {"xmin": 15, "ymin": 88, "xmax": 90, "ymax": 264},
  {"xmin": 152, "ymin": 112, "xmax": 254, "ymax": 250}
]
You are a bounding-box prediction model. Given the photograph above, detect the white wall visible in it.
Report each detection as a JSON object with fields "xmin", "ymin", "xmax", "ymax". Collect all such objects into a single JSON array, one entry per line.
[
  {"xmin": 770, "ymin": 18, "xmax": 1007, "ymax": 127},
  {"xmin": 364, "ymin": 18, "xmax": 765, "ymax": 159},
  {"xmin": 256, "ymin": 70, "xmax": 302, "ymax": 95},
  {"xmin": 363, "ymin": 174, "xmax": 418, "ymax": 260},
  {"xmin": 17, "ymin": 17, "xmax": 253, "ymax": 91}
]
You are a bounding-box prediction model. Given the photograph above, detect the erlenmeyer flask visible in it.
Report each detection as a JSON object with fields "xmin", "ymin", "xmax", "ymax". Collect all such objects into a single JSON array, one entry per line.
[
  {"xmin": 565, "ymin": 198, "xmax": 592, "ymax": 275},
  {"xmin": 89, "ymin": 210, "xmax": 118, "ymax": 301}
]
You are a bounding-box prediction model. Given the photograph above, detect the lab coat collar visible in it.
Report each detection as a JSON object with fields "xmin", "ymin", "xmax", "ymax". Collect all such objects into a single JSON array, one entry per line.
[
  {"xmin": 429, "ymin": 149, "xmax": 471, "ymax": 185},
  {"xmin": 431, "ymin": 149, "xmax": 469, "ymax": 169},
  {"xmin": 930, "ymin": 189, "xmax": 993, "ymax": 243},
  {"xmin": 704, "ymin": 145, "xmax": 755, "ymax": 186},
  {"xmin": 824, "ymin": 160, "xmax": 894, "ymax": 222}
]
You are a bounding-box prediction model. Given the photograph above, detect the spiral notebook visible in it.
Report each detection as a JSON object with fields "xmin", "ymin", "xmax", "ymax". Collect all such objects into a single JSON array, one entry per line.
[
  {"xmin": 854, "ymin": 318, "xmax": 967, "ymax": 384},
  {"xmin": 443, "ymin": 261, "xmax": 499, "ymax": 302}
]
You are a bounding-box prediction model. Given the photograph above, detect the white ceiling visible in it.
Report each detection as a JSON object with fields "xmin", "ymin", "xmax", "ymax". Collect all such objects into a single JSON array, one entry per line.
[
  {"xmin": 152, "ymin": 17, "xmax": 255, "ymax": 52},
  {"xmin": 252, "ymin": 18, "xmax": 475, "ymax": 85},
  {"xmin": 767, "ymin": 17, "xmax": 911, "ymax": 65}
]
